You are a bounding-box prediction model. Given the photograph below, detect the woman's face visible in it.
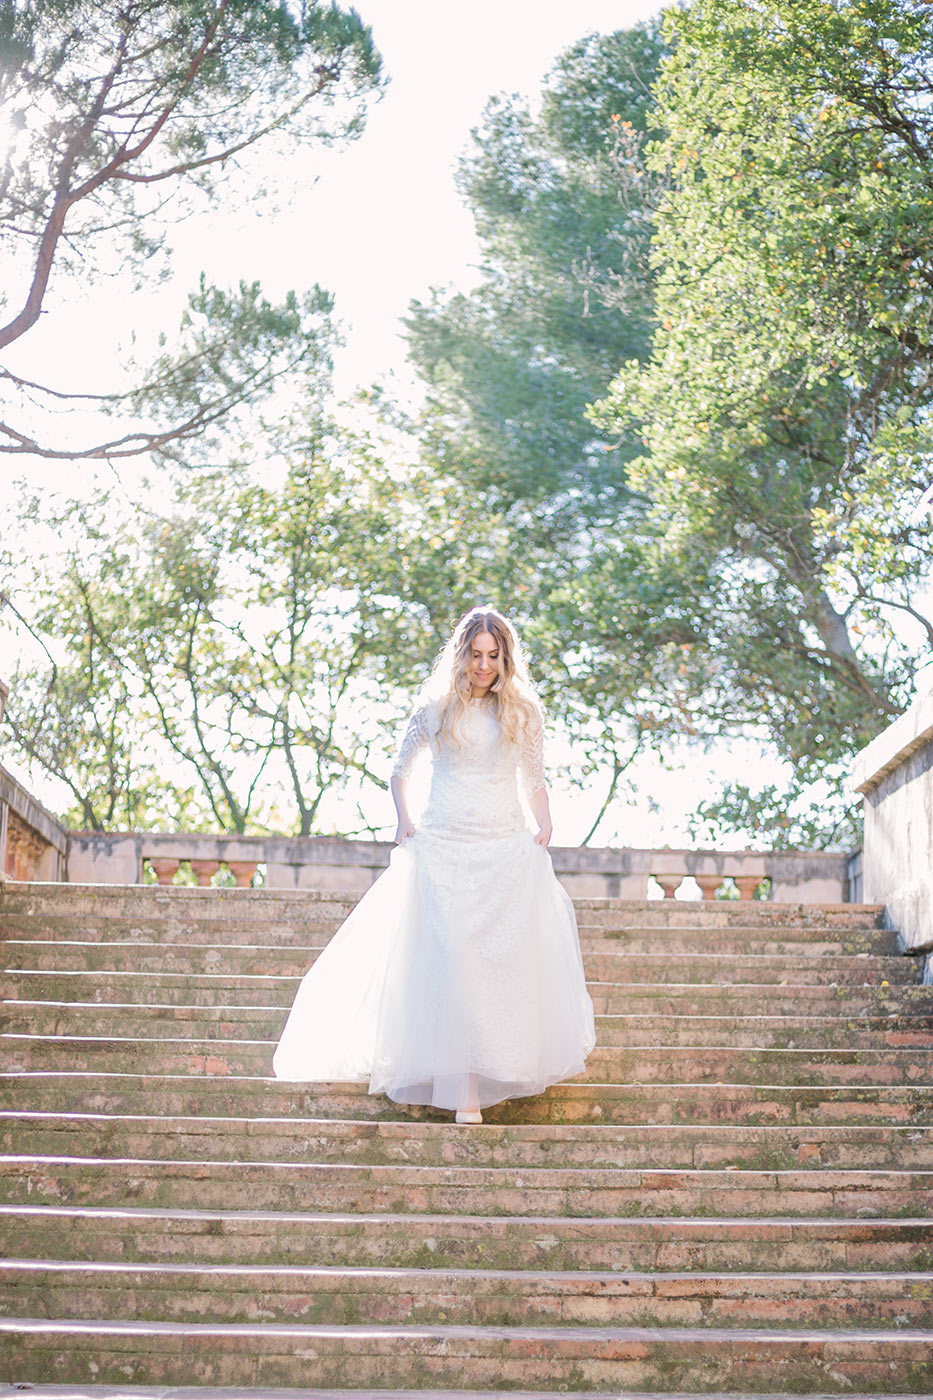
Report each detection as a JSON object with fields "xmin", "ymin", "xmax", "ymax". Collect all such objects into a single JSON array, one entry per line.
[{"xmin": 467, "ymin": 629, "xmax": 500, "ymax": 696}]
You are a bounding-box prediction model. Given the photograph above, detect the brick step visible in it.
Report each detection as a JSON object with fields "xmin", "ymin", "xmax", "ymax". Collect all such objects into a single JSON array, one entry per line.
[
  {"xmin": 0, "ymin": 888, "xmax": 358, "ymax": 921},
  {"xmin": 0, "ymin": 1391, "xmax": 925, "ymax": 1400},
  {"xmin": 6, "ymin": 969, "xmax": 931, "ymax": 1017},
  {"xmin": 0, "ymin": 1391, "xmax": 914, "ymax": 1400},
  {"xmin": 3, "ymin": 1154, "xmax": 931, "ymax": 1218},
  {"xmin": 0, "ymin": 884, "xmax": 887, "ymax": 928},
  {"xmin": 594, "ymin": 1014, "xmax": 933, "ymax": 1050},
  {"xmin": 0, "ymin": 914, "xmax": 900, "ymax": 956},
  {"xmin": 3, "ymin": 1259, "xmax": 932, "ymax": 1329},
  {"xmin": 2, "ymin": 1316, "xmax": 931, "ymax": 1391},
  {"xmin": 3, "ymin": 1204, "xmax": 929, "ymax": 1272},
  {"xmin": 7, "ymin": 1002, "xmax": 932, "ymax": 1050},
  {"xmin": 3, "ymin": 940, "xmax": 918, "ymax": 984},
  {"xmin": 5, "ymin": 1113, "xmax": 933, "ymax": 1172},
  {"xmin": 5, "ymin": 1035, "xmax": 931, "ymax": 1088},
  {"xmin": 7, "ymin": 1072, "xmax": 931, "ymax": 1126}
]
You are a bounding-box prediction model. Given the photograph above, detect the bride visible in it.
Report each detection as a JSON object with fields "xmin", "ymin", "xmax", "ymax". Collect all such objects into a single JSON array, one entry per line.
[{"xmin": 272, "ymin": 606, "xmax": 596, "ymax": 1124}]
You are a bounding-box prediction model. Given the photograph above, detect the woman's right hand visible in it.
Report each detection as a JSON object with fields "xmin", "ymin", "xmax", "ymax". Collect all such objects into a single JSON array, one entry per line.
[{"xmin": 394, "ymin": 819, "xmax": 415, "ymax": 845}]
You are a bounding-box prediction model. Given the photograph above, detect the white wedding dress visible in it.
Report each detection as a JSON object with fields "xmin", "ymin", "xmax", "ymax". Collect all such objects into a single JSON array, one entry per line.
[{"xmin": 272, "ymin": 698, "xmax": 596, "ymax": 1111}]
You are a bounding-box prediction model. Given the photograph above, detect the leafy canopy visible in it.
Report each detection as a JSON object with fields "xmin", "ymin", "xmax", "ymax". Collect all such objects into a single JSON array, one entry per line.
[{"xmin": 588, "ymin": 0, "xmax": 933, "ymax": 843}]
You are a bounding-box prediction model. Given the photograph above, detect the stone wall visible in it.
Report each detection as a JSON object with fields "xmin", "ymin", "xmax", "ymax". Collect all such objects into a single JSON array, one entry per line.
[
  {"xmin": 853, "ymin": 678, "xmax": 933, "ymax": 972},
  {"xmin": 64, "ymin": 827, "xmax": 855, "ymax": 902}
]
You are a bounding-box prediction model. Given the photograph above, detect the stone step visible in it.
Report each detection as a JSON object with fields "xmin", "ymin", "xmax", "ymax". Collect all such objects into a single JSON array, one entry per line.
[
  {"xmin": 1, "ymin": 1316, "xmax": 930, "ymax": 1391},
  {"xmin": 3, "ymin": 1154, "xmax": 931, "ymax": 1218},
  {"xmin": 7, "ymin": 1073, "xmax": 931, "ymax": 1126},
  {"xmin": 0, "ymin": 1391, "xmax": 927, "ymax": 1400},
  {"xmin": 2, "ymin": 940, "xmax": 918, "ymax": 984},
  {"xmin": 5, "ymin": 1113, "xmax": 933, "ymax": 1171},
  {"xmin": 4, "ymin": 1034, "xmax": 931, "ymax": 1088},
  {"xmin": 3, "ymin": 1259, "xmax": 931, "ymax": 1329},
  {"xmin": 0, "ymin": 883, "xmax": 887, "ymax": 928},
  {"xmin": 0, "ymin": 914, "xmax": 900, "ymax": 955},
  {"xmin": 3, "ymin": 1205, "xmax": 929, "ymax": 1273},
  {"xmin": 6, "ymin": 969, "xmax": 931, "ymax": 1017},
  {"xmin": 7, "ymin": 1002, "xmax": 932, "ymax": 1050},
  {"xmin": 0, "ymin": 887, "xmax": 358, "ymax": 921}
]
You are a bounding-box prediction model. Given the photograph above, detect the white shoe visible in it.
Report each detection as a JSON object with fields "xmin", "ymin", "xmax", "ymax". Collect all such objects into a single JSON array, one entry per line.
[{"xmin": 455, "ymin": 1108, "xmax": 483, "ymax": 1124}]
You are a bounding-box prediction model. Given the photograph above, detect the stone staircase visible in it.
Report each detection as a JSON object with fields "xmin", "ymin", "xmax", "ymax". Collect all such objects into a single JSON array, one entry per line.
[{"xmin": 0, "ymin": 880, "xmax": 932, "ymax": 1396}]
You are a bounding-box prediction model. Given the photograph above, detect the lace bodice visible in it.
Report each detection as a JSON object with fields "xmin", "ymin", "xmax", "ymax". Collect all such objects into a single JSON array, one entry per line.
[{"xmin": 391, "ymin": 699, "xmax": 546, "ymax": 840}]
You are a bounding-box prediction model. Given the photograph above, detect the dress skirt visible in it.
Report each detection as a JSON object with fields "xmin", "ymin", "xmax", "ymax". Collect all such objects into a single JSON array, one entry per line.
[{"xmin": 272, "ymin": 826, "xmax": 596, "ymax": 1111}]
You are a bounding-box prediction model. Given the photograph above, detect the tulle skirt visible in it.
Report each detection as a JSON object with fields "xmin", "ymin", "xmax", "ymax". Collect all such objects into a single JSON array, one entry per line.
[{"xmin": 272, "ymin": 827, "xmax": 596, "ymax": 1111}]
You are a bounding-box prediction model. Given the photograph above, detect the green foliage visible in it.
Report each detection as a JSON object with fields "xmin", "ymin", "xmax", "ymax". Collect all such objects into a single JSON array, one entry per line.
[
  {"xmin": 2, "ymin": 399, "xmax": 541, "ymax": 833},
  {"xmin": 405, "ymin": 22, "xmax": 665, "ymax": 512},
  {"xmin": 587, "ymin": 0, "xmax": 933, "ymax": 843},
  {"xmin": 129, "ymin": 279, "xmax": 339, "ymax": 465},
  {"xmin": 7, "ymin": 7, "xmax": 932, "ymax": 851}
]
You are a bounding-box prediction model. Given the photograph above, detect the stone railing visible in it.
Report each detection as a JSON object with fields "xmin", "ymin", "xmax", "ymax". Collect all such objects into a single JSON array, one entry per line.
[
  {"xmin": 0, "ymin": 764, "xmax": 68, "ymax": 883},
  {"xmin": 63, "ymin": 828, "xmax": 856, "ymax": 901},
  {"xmin": 853, "ymin": 676, "xmax": 933, "ymax": 974},
  {"xmin": 0, "ymin": 677, "xmax": 66, "ymax": 881}
]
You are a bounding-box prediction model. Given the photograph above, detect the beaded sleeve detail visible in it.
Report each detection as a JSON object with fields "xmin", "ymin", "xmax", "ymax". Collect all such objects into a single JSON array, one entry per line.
[
  {"xmin": 519, "ymin": 709, "xmax": 546, "ymax": 798},
  {"xmin": 391, "ymin": 704, "xmax": 432, "ymax": 781}
]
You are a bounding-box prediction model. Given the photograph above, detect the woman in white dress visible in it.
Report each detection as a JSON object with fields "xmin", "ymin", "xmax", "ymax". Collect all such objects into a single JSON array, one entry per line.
[{"xmin": 272, "ymin": 606, "xmax": 596, "ymax": 1124}]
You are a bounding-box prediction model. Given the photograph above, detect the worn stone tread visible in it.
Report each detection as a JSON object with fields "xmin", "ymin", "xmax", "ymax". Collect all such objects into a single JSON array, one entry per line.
[
  {"xmin": 7, "ymin": 972, "xmax": 932, "ymax": 1024},
  {"xmin": 3, "ymin": 1316, "xmax": 933, "ymax": 1392},
  {"xmin": 3, "ymin": 1257, "xmax": 932, "ymax": 1329},
  {"xmin": 0, "ymin": 883, "xmax": 887, "ymax": 922},
  {"xmin": 6, "ymin": 1003, "xmax": 932, "ymax": 1053},
  {"xmin": 2, "ymin": 1203, "xmax": 929, "ymax": 1271},
  {"xmin": 0, "ymin": 1391, "xmax": 927, "ymax": 1400},
  {"xmin": 1, "ymin": 1391, "xmax": 928, "ymax": 1400},
  {"xmin": 3, "ymin": 1111, "xmax": 933, "ymax": 1172},
  {"xmin": 5, "ymin": 1035, "xmax": 930, "ymax": 1090},
  {"xmin": 3, "ymin": 940, "xmax": 919, "ymax": 985},
  {"xmin": 3, "ymin": 1153, "xmax": 931, "ymax": 1219},
  {"xmin": 5, "ymin": 1071, "xmax": 931, "ymax": 1129}
]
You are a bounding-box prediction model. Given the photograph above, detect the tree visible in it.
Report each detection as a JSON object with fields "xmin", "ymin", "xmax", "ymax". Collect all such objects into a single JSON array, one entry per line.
[
  {"xmin": 404, "ymin": 22, "xmax": 665, "ymax": 515},
  {"xmin": 2, "ymin": 398, "xmax": 538, "ymax": 834},
  {"xmin": 0, "ymin": 0, "xmax": 383, "ymax": 463},
  {"xmin": 588, "ymin": 0, "xmax": 933, "ymax": 845}
]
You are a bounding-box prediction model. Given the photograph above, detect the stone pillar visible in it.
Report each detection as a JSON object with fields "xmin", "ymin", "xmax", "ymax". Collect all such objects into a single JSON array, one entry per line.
[
  {"xmin": 226, "ymin": 861, "xmax": 257, "ymax": 888},
  {"xmin": 189, "ymin": 859, "xmax": 220, "ymax": 887},
  {"xmin": 149, "ymin": 858, "xmax": 180, "ymax": 886},
  {"xmin": 654, "ymin": 874, "xmax": 684, "ymax": 900}
]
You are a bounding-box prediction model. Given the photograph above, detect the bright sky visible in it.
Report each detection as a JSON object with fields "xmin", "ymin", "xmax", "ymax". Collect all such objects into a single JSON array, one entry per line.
[
  {"xmin": 182, "ymin": 0, "xmax": 668, "ymax": 397},
  {"xmin": 1, "ymin": 0, "xmax": 805, "ymax": 852}
]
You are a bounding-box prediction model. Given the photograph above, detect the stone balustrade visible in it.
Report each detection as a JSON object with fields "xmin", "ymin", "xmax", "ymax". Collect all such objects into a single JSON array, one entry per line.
[
  {"xmin": 0, "ymin": 764, "xmax": 68, "ymax": 883},
  {"xmin": 62, "ymin": 828, "xmax": 857, "ymax": 901},
  {"xmin": 853, "ymin": 675, "xmax": 933, "ymax": 974}
]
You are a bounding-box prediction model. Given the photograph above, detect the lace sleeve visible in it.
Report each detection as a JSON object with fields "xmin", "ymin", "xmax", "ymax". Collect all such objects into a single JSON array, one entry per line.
[
  {"xmin": 391, "ymin": 704, "xmax": 432, "ymax": 782},
  {"xmin": 519, "ymin": 708, "xmax": 546, "ymax": 798}
]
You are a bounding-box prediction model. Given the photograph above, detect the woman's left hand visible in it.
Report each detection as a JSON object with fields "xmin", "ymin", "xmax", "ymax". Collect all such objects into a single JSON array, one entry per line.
[{"xmin": 533, "ymin": 822, "xmax": 552, "ymax": 847}]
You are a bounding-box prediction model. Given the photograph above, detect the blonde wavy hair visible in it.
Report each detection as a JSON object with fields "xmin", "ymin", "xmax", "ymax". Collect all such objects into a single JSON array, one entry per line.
[{"xmin": 421, "ymin": 606, "xmax": 541, "ymax": 750}]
